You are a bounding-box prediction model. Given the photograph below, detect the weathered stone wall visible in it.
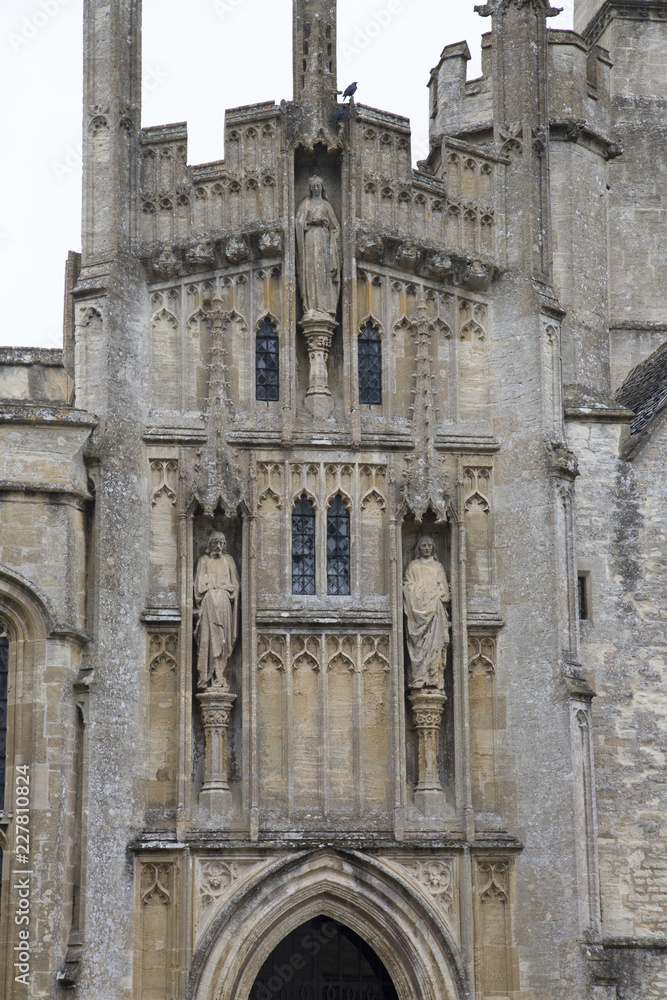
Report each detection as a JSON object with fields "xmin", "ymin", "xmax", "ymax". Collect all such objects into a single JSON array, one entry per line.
[
  {"xmin": 574, "ymin": 0, "xmax": 607, "ymax": 35},
  {"xmin": 603, "ymin": 15, "xmax": 667, "ymax": 391},
  {"xmin": 1, "ymin": 1, "xmax": 666, "ymax": 998}
]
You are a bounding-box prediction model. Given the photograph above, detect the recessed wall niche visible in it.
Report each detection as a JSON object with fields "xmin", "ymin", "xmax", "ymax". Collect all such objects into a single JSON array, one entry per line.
[
  {"xmin": 402, "ymin": 515, "xmax": 455, "ymax": 808},
  {"xmin": 191, "ymin": 509, "xmax": 243, "ymax": 813}
]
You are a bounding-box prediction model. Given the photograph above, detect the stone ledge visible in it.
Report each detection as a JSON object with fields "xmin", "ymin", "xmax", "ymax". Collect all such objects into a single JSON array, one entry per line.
[
  {"xmin": 0, "ymin": 403, "xmax": 97, "ymax": 427},
  {"xmin": 143, "ymin": 425, "xmax": 208, "ymax": 445},
  {"xmin": 128, "ymin": 832, "xmax": 524, "ymax": 852},
  {"xmin": 602, "ymin": 937, "xmax": 667, "ymax": 950},
  {"xmin": 0, "ymin": 347, "xmax": 64, "ymax": 367},
  {"xmin": 255, "ymin": 609, "xmax": 392, "ymax": 628},
  {"xmin": 0, "ymin": 481, "xmax": 92, "ymax": 503}
]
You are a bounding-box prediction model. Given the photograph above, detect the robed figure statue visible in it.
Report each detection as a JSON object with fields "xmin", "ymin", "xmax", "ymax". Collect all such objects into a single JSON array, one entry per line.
[
  {"xmin": 403, "ymin": 536, "xmax": 451, "ymax": 691},
  {"xmin": 194, "ymin": 531, "xmax": 240, "ymax": 690},
  {"xmin": 295, "ymin": 175, "xmax": 341, "ymax": 321}
]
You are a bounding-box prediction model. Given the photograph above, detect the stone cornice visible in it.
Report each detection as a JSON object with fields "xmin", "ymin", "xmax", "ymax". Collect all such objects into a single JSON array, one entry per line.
[
  {"xmin": 584, "ymin": 0, "xmax": 667, "ymax": 45},
  {"xmin": 475, "ymin": 0, "xmax": 562, "ymax": 16},
  {"xmin": 128, "ymin": 833, "xmax": 524, "ymax": 852},
  {"xmin": 549, "ymin": 118, "xmax": 622, "ymax": 160}
]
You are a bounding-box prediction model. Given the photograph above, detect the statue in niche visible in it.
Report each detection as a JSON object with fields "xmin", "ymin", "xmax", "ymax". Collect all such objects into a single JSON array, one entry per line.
[
  {"xmin": 194, "ymin": 531, "xmax": 240, "ymax": 691},
  {"xmin": 403, "ymin": 535, "xmax": 450, "ymax": 691},
  {"xmin": 295, "ymin": 175, "xmax": 341, "ymax": 320}
]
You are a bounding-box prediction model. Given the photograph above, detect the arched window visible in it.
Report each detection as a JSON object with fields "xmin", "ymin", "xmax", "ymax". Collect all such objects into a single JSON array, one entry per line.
[
  {"xmin": 327, "ymin": 495, "xmax": 350, "ymax": 595},
  {"xmin": 292, "ymin": 497, "xmax": 316, "ymax": 595},
  {"xmin": 358, "ymin": 322, "xmax": 382, "ymax": 405},
  {"xmin": 255, "ymin": 317, "xmax": 279, "ymax": 401},
  {"xmin": 0, "ymin": 628, "xmax": 7, "ymax": 809}
]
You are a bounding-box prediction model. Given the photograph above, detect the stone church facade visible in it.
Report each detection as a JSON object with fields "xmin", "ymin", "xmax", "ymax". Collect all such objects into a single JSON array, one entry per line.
[{"xmin": 1, "ymin": 0, "xmax": 666, "ymax": 996}]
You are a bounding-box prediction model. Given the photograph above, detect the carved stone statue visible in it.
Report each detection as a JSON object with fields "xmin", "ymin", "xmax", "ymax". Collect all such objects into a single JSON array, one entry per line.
[
  {"xmin": 403, "ymin": 535, "xmax": 450, "ymax": 691},
  {"xmin": 194, "ymin": 531, "xmax": 240, "ymax": 690},
  {"xmin": 295, "ymin": 175, "xmax": 341, "ymax": 320}
]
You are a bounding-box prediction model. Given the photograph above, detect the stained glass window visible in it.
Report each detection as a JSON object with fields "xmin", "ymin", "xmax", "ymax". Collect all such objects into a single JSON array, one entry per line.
[
  {"xmin": 327, "ymin": 495, "xmax": 351, "ymax": 595},
  {"xmin": 358, "ymin": 322, "xmax": 382, "ymax": 405},
  {"xmin": 292, "ymin": 497, "xmax": 316, "ymax": 595},
  {"xmin": 0, "ymin": 633, "xmax": 8, "ymax": 807},
  {"xmin": 256, "ymin": 318, "xmax": 280, "ymax": 402}
]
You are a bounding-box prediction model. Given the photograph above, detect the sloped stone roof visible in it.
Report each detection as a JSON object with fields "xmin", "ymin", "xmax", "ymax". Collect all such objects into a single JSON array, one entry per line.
[{"xmin": 616, "ymin": 341, "xmax": 667, "ymax": 435}]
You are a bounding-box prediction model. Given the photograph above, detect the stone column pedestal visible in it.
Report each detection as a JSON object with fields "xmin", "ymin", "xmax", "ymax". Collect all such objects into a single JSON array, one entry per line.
[
  {"xmin": 410, "ymin": 689, "xmax": 448, "ymax": 815},
  {"xmin": 197, "ymin": 689, "xmax": 237, "ymax": 814},
  {"xmin": 301, "ymin": 314, "xmax": 336, "ymax": 418}
]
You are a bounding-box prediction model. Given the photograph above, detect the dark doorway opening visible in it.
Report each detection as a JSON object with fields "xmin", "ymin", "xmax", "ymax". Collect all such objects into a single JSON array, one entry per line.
[{"xmin": 250, "ymin": 916, "xmax": 399, "ymax": 1000}]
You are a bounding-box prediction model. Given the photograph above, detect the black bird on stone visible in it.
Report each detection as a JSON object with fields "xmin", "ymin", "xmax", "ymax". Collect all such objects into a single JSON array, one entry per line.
[
  {"xmin": 331, "ymin": 107, "xmax": 348, "ymax": 126},
  {"xmin": 339, "ymin": 81, "xmax": 358, "ymax": 100}
]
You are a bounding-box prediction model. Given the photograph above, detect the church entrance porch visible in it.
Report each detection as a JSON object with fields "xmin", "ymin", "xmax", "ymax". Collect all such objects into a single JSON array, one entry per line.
[{"xmin": 187, "ymin": 850, "xmax": 465, "ymax": 1000}]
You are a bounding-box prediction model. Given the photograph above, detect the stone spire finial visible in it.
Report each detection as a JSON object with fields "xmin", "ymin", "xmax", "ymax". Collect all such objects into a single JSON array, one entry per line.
[{"xmin": 293, "ymin": 0, "xmax": 338, "ymax": 102}]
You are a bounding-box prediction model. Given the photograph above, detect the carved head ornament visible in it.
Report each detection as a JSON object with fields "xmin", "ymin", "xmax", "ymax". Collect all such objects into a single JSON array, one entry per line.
[
  {"xmin": 308, "ymin": 175, "xmax": 327, "ymax": 199},
  {"xmin": 416, "ymin": 534, "xmax": 438, "ymax": 559},
  {"xmin": 207, "ymin": 531, "xmax": 227, "ymax": 555}
]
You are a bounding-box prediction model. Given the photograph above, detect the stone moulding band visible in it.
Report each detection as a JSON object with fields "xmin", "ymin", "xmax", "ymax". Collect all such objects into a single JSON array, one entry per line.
[{"xmin": 584, "ymin": 0, "xmax": 667, "ymax": 46}]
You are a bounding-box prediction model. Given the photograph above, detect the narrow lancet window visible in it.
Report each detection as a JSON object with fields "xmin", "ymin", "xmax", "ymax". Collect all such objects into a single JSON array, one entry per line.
[
  {"xmin": 358, "ymin": 323, "xmax": 382, "ymax": 405},
  {"xmin": 256, "ymin": 318, "xmax": 280, "ymax": 401},
  {"xmin": 327, "ymin": 495, "xmax": 351, "ymax": 595},
  {"xmin": 0, "ymin": 631, "xmax": 8, "ymax": 807},
  {"xmin": 292, "ymin": 497, "xmax": 316, "ymax": 595}
]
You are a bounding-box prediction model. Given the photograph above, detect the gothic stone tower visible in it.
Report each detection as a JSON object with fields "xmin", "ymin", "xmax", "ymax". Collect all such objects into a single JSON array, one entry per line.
[{"xmin": 1, "ymin": 0, "xmax": 667, "ymax": 997}]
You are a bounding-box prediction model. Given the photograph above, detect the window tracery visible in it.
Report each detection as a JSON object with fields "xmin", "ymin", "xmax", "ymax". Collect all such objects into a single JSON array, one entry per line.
[
  {"xmin": 292, "ymin": 497, "xmax": 316, "ymax": 595},
  {"xmin": 327, "ymin": 495, "xmax": 351, "ymax": 596},
  {"xmin": 358, "ymin": 322, "xmax": 382, "ymax": 405},
  {"xmin": 255, "ymin": 317, "xmax": 280, "ymax": 401}
]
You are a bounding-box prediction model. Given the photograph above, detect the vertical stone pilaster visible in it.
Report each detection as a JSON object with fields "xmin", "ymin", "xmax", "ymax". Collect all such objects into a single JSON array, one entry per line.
[
  {"xmin": 82, "ymin": 0, "xmax": 142, "ymax": 263},
  {"xmin": 293, "ymin": 0, "xmax": 337, "ymax": 102},
  {"xmin": 476, "ymin": 0, "xmax": 559, "ymax": 279}
]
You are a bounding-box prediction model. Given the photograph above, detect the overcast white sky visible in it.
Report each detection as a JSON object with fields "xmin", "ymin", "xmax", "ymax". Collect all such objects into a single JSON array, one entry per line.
[{"xmin": 0, "ymin": 0, "xmax": 573, "ymax": 349}]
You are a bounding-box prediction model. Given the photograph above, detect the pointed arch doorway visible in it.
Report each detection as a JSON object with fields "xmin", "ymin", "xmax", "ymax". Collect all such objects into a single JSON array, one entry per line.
[
  {"xmin": 250, "ymin": 917, "xmax": 398, "ymax": 1000},
  {"xmin": 188, "ymin": 850, "xmax": 466, "ymax": 1000}
]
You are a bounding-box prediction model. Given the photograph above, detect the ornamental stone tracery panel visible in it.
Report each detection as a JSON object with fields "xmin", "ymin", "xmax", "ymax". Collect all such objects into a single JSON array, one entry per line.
[{"xmin": 256, "ymin": 631, "xmax": 392, "ymax": 822}]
